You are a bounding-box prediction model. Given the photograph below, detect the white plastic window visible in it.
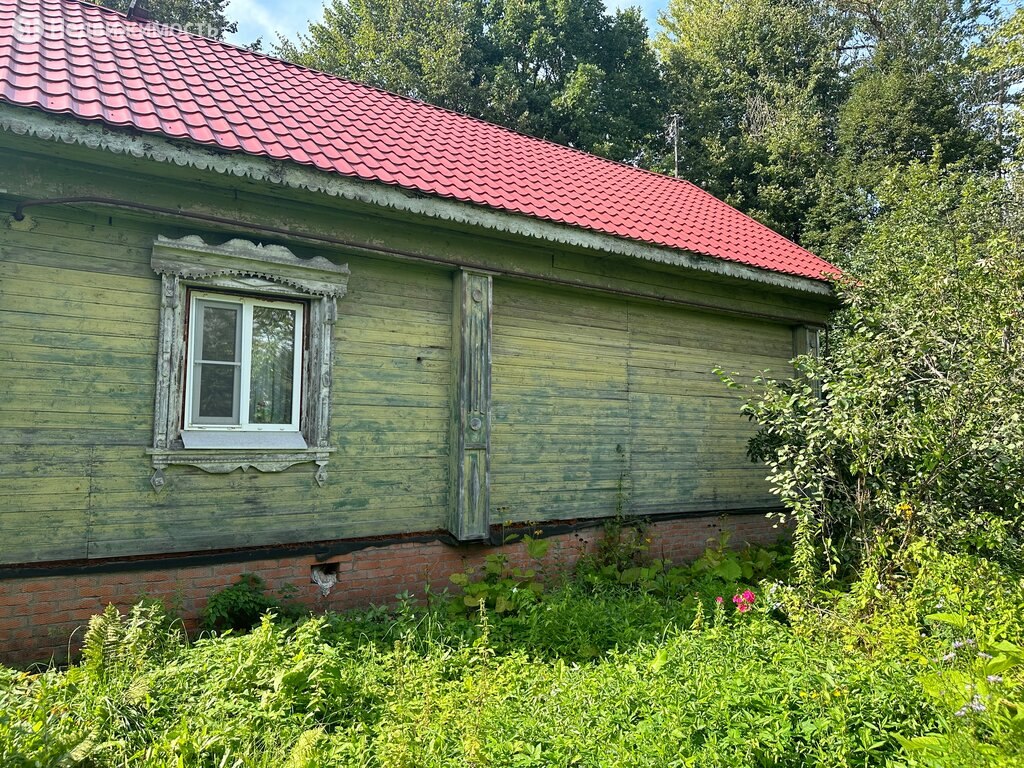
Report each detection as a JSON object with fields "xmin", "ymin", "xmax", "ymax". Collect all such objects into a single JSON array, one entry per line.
[{"xmin": 184, "ymin": 291, "xmax": 304, "ymax": 432}]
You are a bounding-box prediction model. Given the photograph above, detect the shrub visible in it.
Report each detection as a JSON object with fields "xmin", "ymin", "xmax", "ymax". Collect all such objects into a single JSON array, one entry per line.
[
  {"xmin": 721, "ymin": 163, "xmax": 1024, "ymax": 583},
  {"xmin": 2, "ymin": 544, "xmax": 1022, "ymax": 767},
  {"xmin": 201, "ymin": 573, "xmax": 304, "ymax": 633}
]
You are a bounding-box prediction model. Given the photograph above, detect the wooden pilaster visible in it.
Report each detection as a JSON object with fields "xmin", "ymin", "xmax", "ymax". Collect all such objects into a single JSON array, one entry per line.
[
  {"xmin": 792, "ymin": 325, "xmax": 822, "ymax": 359},
  {"xmin": 448, "ymin": 270, "xmax": 493, "ymax": 540},
  {"xmin": 793, "ymin": 324, "xmax": 824, "ymax": 398}
]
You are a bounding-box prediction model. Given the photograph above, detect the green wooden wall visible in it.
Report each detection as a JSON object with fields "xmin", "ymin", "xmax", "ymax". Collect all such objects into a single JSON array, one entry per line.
[
  {"xmin": 491, "ymin": 283, "xmax": 631, "ymax": 521},
  {"xmin": 0, "ymin": 136, "xmax": 829, "ymax": 565},
  {"xmin": 490, "ymin": 282, "xmax": 790, "ymax": 524},
  {"xmin": 626, "ymin": 303, "xmax": 790, "ymax": 514},
  {"xmin": 0, "ymin": 206, "xmax": 453, "ymax": 563}
]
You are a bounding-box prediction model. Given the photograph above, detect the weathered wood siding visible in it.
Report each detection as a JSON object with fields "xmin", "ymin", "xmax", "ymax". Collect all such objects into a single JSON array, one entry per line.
[
  {"xmin": 491, "ymin": 282, "xmax": 790, "ymax": 522},
  {"xmin": 0, "ymin": 207, "xmax": 452, "ymax": 563},
  {"xmin": 626, "ymin": 304, "xmax": 787, "ymax": 514},
  {"xmin": 0, "ymin": 136, "xmax": 832, "ymax": 565},
  {"xmin": 491, "ymin": 283, "xmax": 631, "ymax": 521}
]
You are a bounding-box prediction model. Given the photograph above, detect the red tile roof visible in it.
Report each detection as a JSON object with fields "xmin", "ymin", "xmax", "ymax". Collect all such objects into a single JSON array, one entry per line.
[{"xmin": 0, "ymin": 0, "xmax": 835, "ymax": 282}]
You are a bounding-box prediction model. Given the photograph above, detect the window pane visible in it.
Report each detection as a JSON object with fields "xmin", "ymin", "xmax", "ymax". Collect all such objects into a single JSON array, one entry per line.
[
  {"xmin": 197, "ymin": 363, "xmax": 238, "ymax": 420},
  {"xmin": 249, "ymin": 305, "xmax": 296, "ymax": 424},
  {"xmin": 200, "ymin": 305, "xmax": 239, "ymax": 362}
]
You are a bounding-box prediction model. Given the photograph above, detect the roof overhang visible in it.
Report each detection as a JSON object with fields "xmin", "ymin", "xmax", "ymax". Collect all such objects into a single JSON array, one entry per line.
[{"xmin": 0, "ymin": 103, "xmax": 834, "ymax": 298}]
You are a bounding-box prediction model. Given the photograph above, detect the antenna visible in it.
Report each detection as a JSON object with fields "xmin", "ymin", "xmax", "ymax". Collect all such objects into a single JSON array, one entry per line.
[{"xmin": 668, "ymin": 113, "xmax": 682, "ymax": 178}]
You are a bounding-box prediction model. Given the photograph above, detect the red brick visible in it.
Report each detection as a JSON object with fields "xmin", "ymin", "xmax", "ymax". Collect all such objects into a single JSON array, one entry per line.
[
  {"xmin": 0, "ymin": 615, "xmax": 28, "ymax": 632},
  {"xmin": 0, "ymin": 513, "xmax": 781, "ymax": 664},
  {"xmin": 20, "ymin": 580, "xmax": 58, "ymax": 594}
]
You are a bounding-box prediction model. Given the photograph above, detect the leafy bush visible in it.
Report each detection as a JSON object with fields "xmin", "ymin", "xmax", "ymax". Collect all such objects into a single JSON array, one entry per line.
[
  {"xmin": 448, "ymin": 536, "xmax": 550, "ymax": 615},
  {"xmin": 721, "ymin": 163, "xmax": 1024, "ymax": 583},
  {"xmin": 0, "ymin": 597, "xmax": 932, "ymax": 766},
  {"xmin": 201, "ymin": 573, "xmax": 304, "ymax": 632},
  {"xmin": 577, "ymin": 528, "xmax": 789, "ymax": 601},
  {"xmin": 583, "ymin": 512, "xmax": 652, "ymax": 572},
  {"xmin": 902, "ymin": 631, "xmax": 1024, "ymax": 766},
  {"xmin": 2, "ymin": 543, "xmax": 1023, "ymax": 766}
]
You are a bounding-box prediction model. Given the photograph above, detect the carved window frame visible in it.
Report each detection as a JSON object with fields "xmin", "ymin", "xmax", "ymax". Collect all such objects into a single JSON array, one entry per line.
[{"xmin": 147, "ymin": 236, "xmax": 349, "ymax": 491}]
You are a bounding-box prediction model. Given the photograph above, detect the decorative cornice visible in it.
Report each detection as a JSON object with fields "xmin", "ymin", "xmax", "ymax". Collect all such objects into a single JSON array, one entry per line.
[
  {"xmin": 0, "ymin": 104, "xmax": 833, "ymax": 297},
  {"xmin": 151, "ymin": 235, "xmax": 350, "ymax": 298}
]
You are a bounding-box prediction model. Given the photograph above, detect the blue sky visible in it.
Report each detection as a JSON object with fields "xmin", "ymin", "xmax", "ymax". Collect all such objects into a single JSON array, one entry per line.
[
  {"xmin": 225, "ymin": 0, "xmax": 1021, "ymax": 52},
  {"xmin": 225, "ymin": 0, "xmax": 668, "ymax": 49}
]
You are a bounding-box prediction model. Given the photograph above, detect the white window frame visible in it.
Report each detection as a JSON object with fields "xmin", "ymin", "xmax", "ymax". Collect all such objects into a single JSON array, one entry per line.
[
  {"xmin": 184, "ymin": 291, "xmax": 305, "ymax": 433},
  {"xmin": 148, "ymin": 235, "xmax": 349, "ymax": 492}
]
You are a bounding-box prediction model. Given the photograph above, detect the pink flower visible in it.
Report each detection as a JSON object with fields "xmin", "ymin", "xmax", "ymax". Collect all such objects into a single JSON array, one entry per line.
[
  {"xmin": 732, "ymin": 590, "xmax": 756, "ymax": 614},
  {"xmin": 715, "ymin": 596, "xmax": 724, "ymax": 604}
]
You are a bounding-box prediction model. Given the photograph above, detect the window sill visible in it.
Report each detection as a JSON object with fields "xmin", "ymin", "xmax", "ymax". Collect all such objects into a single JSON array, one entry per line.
[
  {"xmin": 180, "ymin": 430, "xmax": 308, "ymax": 450},
  {"xmin": 147, "ymin": 446, "xmax": 332, "ymax": 492}
]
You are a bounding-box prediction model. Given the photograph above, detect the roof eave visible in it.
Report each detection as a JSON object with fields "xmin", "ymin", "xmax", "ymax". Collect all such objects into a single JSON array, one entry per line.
[{"xmin": 0, "ymin": 103, "xmax": 834, "ymax": 297}]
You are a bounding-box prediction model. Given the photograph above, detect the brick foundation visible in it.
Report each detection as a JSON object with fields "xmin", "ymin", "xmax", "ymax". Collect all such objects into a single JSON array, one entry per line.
[{"xmin": 0, "ymin": 512, "xmax": 784, "ymax": 667}]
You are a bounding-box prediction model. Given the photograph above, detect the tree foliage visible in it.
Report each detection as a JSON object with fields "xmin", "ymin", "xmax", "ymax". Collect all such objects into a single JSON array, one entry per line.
[
  {"xmin": 654, "ymin": 0, "xmax": 847, "ymax": 242},
  {"xmin": 656, "ymin": 0, "xmax": 1013, "ymax": 252},
  {"xmin": 276, "ymin": 0, "xmax": 665, "ymax": 162},
  {"xmin": 275, "ymin": 0, "xmax": 481, "ymax": 113},
  {"xmin": 92, "ymin": 0, "xmax": 237, "ymax": 38},
  {"xmin": 815, "ymin": 0, "xmax": 1006, "ymax": 251},
  {"xmin": 978, "ymin": 5, "xmax": 1024, "ymax": 163},
  {"xmin": 723, "ymin": 164, "xmax": 1024, "ymax": 583}
]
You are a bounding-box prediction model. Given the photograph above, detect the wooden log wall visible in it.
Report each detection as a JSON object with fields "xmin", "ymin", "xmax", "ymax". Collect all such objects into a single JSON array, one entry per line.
[{"xmin": 0, "ymin": 139, "xmax": 829, "ymax": 565}]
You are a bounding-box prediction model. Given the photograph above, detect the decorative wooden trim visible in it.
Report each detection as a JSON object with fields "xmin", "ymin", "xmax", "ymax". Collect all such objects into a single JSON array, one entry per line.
[
  {"xmin": 448, "ymin": 270, "xmax": 493, "ymax": 541},
  {"xmin": 148, "ymin": 448, "xmax": 333, "ymax": 490},
  {"xmin": 149, "ymin": 236, "xmax": 349, "ymax": 490},
  {"xmin": 1, "ymin": 104, "xmax": 834, "ymax": 297},
  {"xmin": 151, "ymin": 235, "xmax": 350, "ymax": 297}
]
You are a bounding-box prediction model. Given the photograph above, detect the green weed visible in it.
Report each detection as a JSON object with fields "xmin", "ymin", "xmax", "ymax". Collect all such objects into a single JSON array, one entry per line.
[{"xmin": 1, "ymin": 544, "xmax": 1021, "ymax": 767}]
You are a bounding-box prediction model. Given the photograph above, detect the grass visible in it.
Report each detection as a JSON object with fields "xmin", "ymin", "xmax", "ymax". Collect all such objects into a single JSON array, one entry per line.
[{"xmin": 1, "ymin": 541, "xmax": 1022, "ymax": 767}]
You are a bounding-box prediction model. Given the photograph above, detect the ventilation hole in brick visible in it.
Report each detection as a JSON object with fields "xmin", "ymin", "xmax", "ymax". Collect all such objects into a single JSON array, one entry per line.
[{"xmin": 310, "ymin": 563, "xmax": 339, "ymax": 596}]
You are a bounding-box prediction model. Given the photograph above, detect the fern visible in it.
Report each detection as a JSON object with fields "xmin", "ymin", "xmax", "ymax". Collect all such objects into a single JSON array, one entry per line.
[
  {"xmin": 81, "ymin": 604, "xmax": 124, "ymax": 679},
  {"xmin": 80, "ymin": 601, "xmax": 182, "ymax": 679},
  {"xmin": 285, "ymin": 728, "xmax": 327, "ymax": 768}
]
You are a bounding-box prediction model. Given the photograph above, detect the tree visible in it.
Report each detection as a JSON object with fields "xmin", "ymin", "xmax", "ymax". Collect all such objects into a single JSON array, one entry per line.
[
  {"xmin": 835, "ymin": 63, "xmax": 999, "ymax": 181},
  {"xmin": 722, "ymin": 163, "xmax": 1024, "ymax": 583},
  {"xmin": 977, "ymin": 5, "xmax": 1024, "ymax": 164},
  {"xmin": 479, "ymin": 0, "xmax": 665, "ymax": 161},
  {"xmin": 93, "ymin": 0, "xmax": 237, "ymax": 38},
  {"xmin": 276, "ymin": 0, "xmax": 666, "ymax": 163},
  {"xmin": 275, "ymin": 0, "xmax": 484, "ymax": 114},
  {"xmin": 804, "ymin": 0, "xmax": 1005, "ymax": 254},
  {"xmin": 656, "ymin": 0, "xmax": 1009, "ymax": 252},
  {"xmin": 655, "ymin": 0, "xmax": 848, "ymax": 243},
  {"xmin": 839, "ymin": 0, "xmax": 997, "ymax": 72}
]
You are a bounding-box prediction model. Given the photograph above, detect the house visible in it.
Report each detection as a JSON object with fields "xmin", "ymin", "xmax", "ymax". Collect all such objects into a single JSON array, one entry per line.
[{"xmin": 0, "ymin": 0, "xmax": 835, "ymax": 662}]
